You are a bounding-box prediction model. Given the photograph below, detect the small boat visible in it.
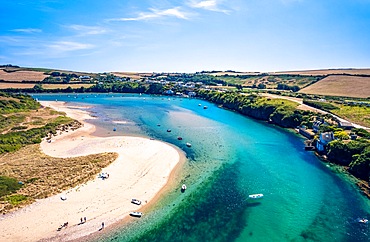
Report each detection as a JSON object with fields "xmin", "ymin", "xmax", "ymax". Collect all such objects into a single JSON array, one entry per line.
[
  {"xmin": 113, "ymin": 128, "xmax": 117, "ymax": 131},
  {"xmin": 130, "ymin": 211, "xmax": 143, "ymax": 217},
  {"xmin": 177, "ymin": 137, "xmax": 183, "ymax": 140},
  {"xmin": 60, "ymin": 195, "xmax": 67, "ymax": 201},
  {"xmin": 131, "ymin": 199, "xmax": 142, "ymax": 205},
  {"xmin": 248, "ymin": 194, "xmax": 264, "ymax": 199},
  {"xmin": 357, "ymin": 218, "xmax": 368, "ymax": 224},
  {"xmin": 198, "ymin": 104, "xmax": 202, "ymax": 106},
  {"xmin": 181, "ymin": 184, "xmax": 187, "ymax": 191},
  {"xmin": 167, "ymin": 129, "xmax": 171, "ymax": 132},
  {"xmin": 203, "ymin": 106, "xmax": 208, "ymax": 109},
  {"xmin": 186, "ymin": 143, "xmax": 192, "ymax": 147}
]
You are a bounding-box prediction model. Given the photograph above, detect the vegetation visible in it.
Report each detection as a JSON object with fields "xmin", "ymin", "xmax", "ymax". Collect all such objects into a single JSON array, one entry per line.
[
  {"xmin": 0, "ymin": 92, "xmax": 40, "ymax": 114},
  {"xmin": 303, "ymin": 99, "xmax": 339, "ymax": 111},
  {"xmin": 327, "ymin": 140, "xmax": 370, "ymax": 181},
  {"xmin": 331, "ymin": 104, "xmax": 370, "ymax": 128},
  {"xmin": 0, "ymin": 176, "xmax": 23, "ymax": 197},
  {"xmin": 5, "ymin": 194, "xmax": 28, "ymax": 205},
  {"xmin": 197, "ymin": 90, "xmax": 310, "ymax": 128},
  {"xmin": 0, "ymin": 116, "xmax": 74, "ymax": 153},
  {"xmin": 0, "ymin": 144, "xmax": 118, "ymax": 213},
  {"xmin": 350, "ymin": 146, "xmax": 370, "ymax": 180},
  {"xmin": 211, "ymin": 74, "xmax": 321, "ymax": 90}
]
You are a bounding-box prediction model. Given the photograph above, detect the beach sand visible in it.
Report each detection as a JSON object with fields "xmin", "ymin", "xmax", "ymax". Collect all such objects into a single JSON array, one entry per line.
[{"xmin": 0, "ymin": 101, "xmax": 183, "ymax": 242}]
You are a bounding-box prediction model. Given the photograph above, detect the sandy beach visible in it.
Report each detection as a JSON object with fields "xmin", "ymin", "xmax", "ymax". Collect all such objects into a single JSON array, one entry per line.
[{"xmin": 0, "ymin": 101, "xmax": 183, "ymax": 242}]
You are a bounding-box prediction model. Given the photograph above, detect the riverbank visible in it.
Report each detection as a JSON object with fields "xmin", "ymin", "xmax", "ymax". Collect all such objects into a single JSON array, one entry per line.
[{"xmin": 0, "ymin": 101, "xmax": 184, "ymax": 242}]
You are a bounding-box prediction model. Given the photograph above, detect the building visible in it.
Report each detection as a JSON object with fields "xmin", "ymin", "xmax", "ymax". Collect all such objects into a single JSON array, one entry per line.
[{"xmin": 316, "ymin": 132, "xmax": 335, "ymax": 152}]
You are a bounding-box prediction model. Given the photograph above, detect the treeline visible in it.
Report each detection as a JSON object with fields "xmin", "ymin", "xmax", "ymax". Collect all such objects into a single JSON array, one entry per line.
[
  {"xmin": 1, "ymin": 82, "xmax": 168, "ymax": 95},
  {"xmin": 160, "ymin": 73, "xmax": 227, "ymax": 86},
  {"xmin": 197, "ymin": 90, "xmax": 312, "ymax": 128}
]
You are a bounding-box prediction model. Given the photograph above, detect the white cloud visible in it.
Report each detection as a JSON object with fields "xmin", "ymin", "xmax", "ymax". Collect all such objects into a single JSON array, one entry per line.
[
  {"xmin": 188, "ymin": 0, "xmax": 230, "ymax": 14},
  {"xmin": 47, "ymin": 41, "xmax": 94, "ymax": 52},
  {"xmin": 11, "ymin": 28, "xmax": 42, "ymax": 33},
  {"xmin": 66, "ymin": 25, "xmax": 107, "ymax": 35},
  {"xmin": 108, "ymin": 7, "xmax": 190, "ymax": 22}
]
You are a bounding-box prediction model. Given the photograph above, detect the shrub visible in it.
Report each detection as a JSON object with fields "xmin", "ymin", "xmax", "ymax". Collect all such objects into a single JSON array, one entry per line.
[{"xmin": 0, "ymin": 176, "xmax": 23, "ymax": 197}]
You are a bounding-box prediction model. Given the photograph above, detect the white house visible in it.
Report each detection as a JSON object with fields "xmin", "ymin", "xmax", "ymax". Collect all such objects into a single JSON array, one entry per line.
[{"xmin": 316, "ymin": 132, "xmax": 335, "ymax": 152}]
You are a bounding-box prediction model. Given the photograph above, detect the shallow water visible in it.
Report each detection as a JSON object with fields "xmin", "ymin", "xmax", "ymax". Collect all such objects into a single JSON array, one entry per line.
[{"xmin": 33, "ymin": 93, "xmax": 370, "ymax": 242}]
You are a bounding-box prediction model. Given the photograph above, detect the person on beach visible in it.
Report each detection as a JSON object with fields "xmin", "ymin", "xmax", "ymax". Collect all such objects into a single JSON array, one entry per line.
[
  {"xmin": 80, "ymin": 218, "xmax": 83, "ymax": 224},
  {"xmin": 101, "ymin": 222, "xmax": 105, "ymax": 229},
  {"xmin": 84, "ymin": 217, "xmax": 87, "ymax": 223}
]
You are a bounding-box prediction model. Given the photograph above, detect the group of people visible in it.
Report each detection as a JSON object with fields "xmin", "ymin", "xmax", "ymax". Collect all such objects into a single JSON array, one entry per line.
[
  {"xmin": 79, "ymin": 217, "xmax": 87, "ymax": 224},
  {"xmin": 57, "ymin": 217, "xmax": 106, "ymax": 232}
]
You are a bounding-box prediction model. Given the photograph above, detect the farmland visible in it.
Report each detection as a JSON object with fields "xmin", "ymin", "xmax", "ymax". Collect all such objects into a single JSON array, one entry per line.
[
  {"xmin": 300, "ymin": 75, "xmax": 370, "ymax": 98},
  {"xmin": 0, "ymin": 70, "xmax": 48, "ymax": 82}
]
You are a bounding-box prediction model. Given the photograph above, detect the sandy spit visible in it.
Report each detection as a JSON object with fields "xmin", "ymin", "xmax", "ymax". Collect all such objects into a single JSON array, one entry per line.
[{"xmin": 0, "ymin": 101, "xmax": 182, "ymax": 242}]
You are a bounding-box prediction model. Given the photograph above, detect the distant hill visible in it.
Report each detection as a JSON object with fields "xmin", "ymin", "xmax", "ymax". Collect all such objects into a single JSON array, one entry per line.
[{"xmin": 0, "ymin": 65, "xmax": 94, "ymax": 82}]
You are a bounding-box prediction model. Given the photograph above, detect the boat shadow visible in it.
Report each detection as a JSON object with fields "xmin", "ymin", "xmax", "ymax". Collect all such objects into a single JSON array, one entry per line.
[{"xmin": 246, "ymin": 201, "xmax": 262, "ymax": 207}]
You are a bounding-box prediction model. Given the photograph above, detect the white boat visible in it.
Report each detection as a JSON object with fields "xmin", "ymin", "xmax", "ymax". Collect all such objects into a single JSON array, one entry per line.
[
  {"xmin": 186, "ymin": 143, "xmax": 192, "ymax": 147},
  {"xmin": 248, "ymin": 194, "xmax": 264, "ymax": 199},
  {"xmin": 130, "ymin": 211, "xmax": 143, "ymax": 217},
  {"xmin": 181, "ymin": 184, "xmax": 187, "ymax": 191},
  {"xmin": 131, "ymin": 198, "xmax": 141, "ymax": 205},
  {"xmin": 357, "ymin": 218, "xmax": 368, "ymax": 224}
]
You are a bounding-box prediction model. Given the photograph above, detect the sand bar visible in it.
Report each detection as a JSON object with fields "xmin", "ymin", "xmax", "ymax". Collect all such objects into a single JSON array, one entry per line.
[{"xmin": 0, "ymin": 101, "xmax": 182, "ymax": 242}]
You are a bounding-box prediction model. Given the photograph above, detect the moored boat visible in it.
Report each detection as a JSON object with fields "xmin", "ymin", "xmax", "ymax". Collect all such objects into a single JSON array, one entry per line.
[
  {"xmin": 131, "ymin": 198, "xmax": 141, "ymax": 205},
  {"xmin": 181, "ymin": 184, "xmax": 187, "ymax": 191},
  {"xmin": 248, "ymin": 194, "xmax": 264, "ymax": 199},
  {"xmin": 186, "ymin": 142, "xmax": 192, "ymax": 147},
  {"xmin": 130, "ymin": 211, "xmax": 143, "ymax": 217},
  {"xmin": 177, "ymin": 136, "xmax": 183, "ymax": 140},
  {"xmin": 357, "ymin": 218, "xmax": 368, "ymax": 224}
]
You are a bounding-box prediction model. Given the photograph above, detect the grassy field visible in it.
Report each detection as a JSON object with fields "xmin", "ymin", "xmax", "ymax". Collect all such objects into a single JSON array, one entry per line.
[
  {"xmin": 0, "ymin": 70, "xmax": 48, "ymax": 82},
  {"xmin": 212, "ymin": 74, "xmax": 318, "ymax": 90},
  {"xmin": 0, "ymin": 106, "xmax": 65, "ymax": 134},
  {"xmin": 0, "ymin": 83, "xmax": 36, "ymax": 89},
  {"xmin": 331, "ymin": 104, "xmax": 370, "ymax": 128},
  {"xmin": 273, "ymin": 68, "xmax": 370, "ymax": 76},
  {"xmin": 299, "ymin": 75, "xmax": 370, "ymax": 98},
  {"xmin": 0, "ymin": 144, "xmax": 117, "ymax": 213}
]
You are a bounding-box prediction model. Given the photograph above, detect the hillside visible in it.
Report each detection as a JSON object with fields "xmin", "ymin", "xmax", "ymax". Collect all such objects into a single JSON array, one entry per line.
[
  {"xmin": 272, "ymin": 68, "xmax": 370, "ymax": 76},
  {"xmin": 299, "ymin": 75, "xmax": 370, "ymax": 98}
]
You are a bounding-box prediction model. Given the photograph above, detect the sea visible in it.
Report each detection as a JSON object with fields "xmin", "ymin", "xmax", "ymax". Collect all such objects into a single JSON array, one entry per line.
[{"xmin": 32, "ymin": 93, "xmax": 370, "ymax": 242}]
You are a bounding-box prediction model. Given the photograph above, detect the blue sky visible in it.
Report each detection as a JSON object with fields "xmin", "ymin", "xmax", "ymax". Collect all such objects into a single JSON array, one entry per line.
[{"xmin": 1, "ymin": 0, "xmax": 370, "ymax": 73}]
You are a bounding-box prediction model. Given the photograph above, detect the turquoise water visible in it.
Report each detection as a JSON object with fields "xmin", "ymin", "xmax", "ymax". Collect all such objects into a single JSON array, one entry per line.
[{"xmin": 33, "ymin": 93, "xmax": 370, "ymax": 242}]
